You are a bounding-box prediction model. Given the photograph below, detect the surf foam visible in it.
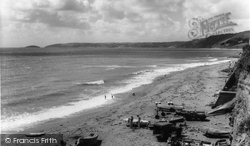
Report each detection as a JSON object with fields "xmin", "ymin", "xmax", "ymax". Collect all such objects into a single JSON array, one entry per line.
[
  {"xmin": 1, "ymin": 94, "xmax": 114, "ymax": 133},
  {"xmin": 84, "ymin": 80, "xmax": 105, "ymax": 85}
]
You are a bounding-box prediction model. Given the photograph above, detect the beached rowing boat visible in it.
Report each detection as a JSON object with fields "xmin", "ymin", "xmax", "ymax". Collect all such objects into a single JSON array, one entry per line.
[
  {"xmin": 204, "ymin": 128, "xmax": 231, "ymax": 138},
  {"xmin": 123, "ymin": 118, "xmax": 150, "ymax": 127},
  {"xmin": 25, "ymin": 132, "xmax": 45, "ymax": 137},
  {"xmin": 169, "ymin": 117, "xmax": 185, "ymax": 123},
  {"xmin": 176, "ymin": 110, "xmax": 207, "ymax": 121},
  {"xmin": 75, "ymin": 133, "xmax": 98, "ymax": 146}
]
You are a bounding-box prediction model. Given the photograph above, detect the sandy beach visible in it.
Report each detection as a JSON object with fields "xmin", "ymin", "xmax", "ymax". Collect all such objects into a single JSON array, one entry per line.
[{"xmin": 20, "ymin": 62, "xmax": 232, "ymax": 146}]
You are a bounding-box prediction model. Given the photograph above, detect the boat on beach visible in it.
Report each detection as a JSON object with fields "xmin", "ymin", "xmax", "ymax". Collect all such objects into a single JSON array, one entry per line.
[
  {"xmin": 204, "ymin": 128, "xmax": 231, "ymax": 138},
  {"xmin": 75, "ymin": 133, "xmax": 99, "ymax": 146},
  {"xmin": 25, "ymin": 132, "xmax": 45, "ymax": 137},
  {"xmin": 169, "ymin": 117, "xmax": 185, "ymax": 124},
  {"xmin": 176, "ymin": 110, "xmax": 207, "ymax": 121},
  {"xmin": 181, "ymin": 138, "xmax": 214, "ymax": 146},
  {"xmin": 155, "ymin": 102, "xmax": 184, "ymax": 119},
  {"xmin": 124, "ymin": 118, "xmax": 150, "ymax": 127}
]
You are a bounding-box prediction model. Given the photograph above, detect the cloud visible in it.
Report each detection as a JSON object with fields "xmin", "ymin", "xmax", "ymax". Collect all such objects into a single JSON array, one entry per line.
[
  {"xmin": 56, "ymin": 0, "xmax": 90, "ymax": 12},
  {"xmin": 182, "ymin": 0, "xmax": 250, "ymax": 21},
  {"xmin": 91, "ymin": 0, "xmax": 126, "ymax": 21},
  {"xmin": 1, "ymin": 0, "xmax": 249, "ymax": 47},
  {"xmin": 2, "ymin": 0, "xmax": 90, "ymax": 29},
  {"xmin": 6, "ymin": 0, "xmax": 91, "ymax": 11},
  {"xmin": 90, "ymin": 0, "xmax": 182, "ymax": 37},
  {"xmin": 135, "ymin": 0, "xmax": 183, "ymax": 13},
  {"xmin": 14, "ymin": 9, "xmax": 90, "ymax": 29}
]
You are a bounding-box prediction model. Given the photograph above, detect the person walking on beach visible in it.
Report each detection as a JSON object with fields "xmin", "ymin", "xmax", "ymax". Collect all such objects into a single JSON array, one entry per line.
[
  {"xmin": 130, "ymin": 116, "xmax": 134, "ymax": 129},
  {"xmin": 137, "ymin": 115, "xmax": 141, "ymax": 128},
  {"xmin": 105, "ymin": 95, "xmax": 106, "ymax": 99}
]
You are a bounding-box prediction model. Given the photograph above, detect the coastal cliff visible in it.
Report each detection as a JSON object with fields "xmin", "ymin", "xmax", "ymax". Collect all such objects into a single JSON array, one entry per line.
[{"xmin": 232, "ymin": 45, "xmax": 250, "ymax": 146}]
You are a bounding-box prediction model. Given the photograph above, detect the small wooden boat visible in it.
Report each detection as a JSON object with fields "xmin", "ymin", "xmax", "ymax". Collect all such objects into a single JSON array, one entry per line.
[
  {"xmin": 215, "ymin": 139, "xmax": 230, "ymax": 146},
  {"xmin": 169, "ymin": 117, "xmax": 185, "ymax": 123},
  {"xmin": 176, "ymin": 110, "xmax": 207, "ymax": 121},
  {"xmin": 204, "ymin": 128, "xmax": 231, "ymax": 138},
  {"xmin": 200, "ymin": 141, "xmax": 213, "ymax": 146},
  {"xmin": 75, "ymin": 133, "xmax": 98, "ymax": 146},
  {"xmin": 181, "ymin": 138, "xmax": 196, "ymax": 145},
  {"xmin": 156, "ymin": 102, "xmax": 184, "ymax": 113},
  {"xmin": 124, "ymin": 118, "xmax": 150, "ymax": 127},
  {"xmin": 181, "ymin": 138, "xmax": 213, "ymax": 146},
  {"xmin": 25, "ymin": 132, "xmax": 45, "ymax": 137}
]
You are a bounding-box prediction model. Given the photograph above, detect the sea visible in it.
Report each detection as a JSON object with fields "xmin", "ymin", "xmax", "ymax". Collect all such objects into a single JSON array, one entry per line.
[{"xmin": 0, "ymin": 46, "xmax": 240, "ymax": 133}]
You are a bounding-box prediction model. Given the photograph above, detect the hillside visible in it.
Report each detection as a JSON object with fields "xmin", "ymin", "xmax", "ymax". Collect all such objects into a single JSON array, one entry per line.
[
  {"xmin": 45, "ymin": 42, "xmax": 184, "ymax": 48},
  {"xmin": 45, "ymin": 30, "xmax": 250, "ymax": 49},
  {"xmin": 173, "ymin": 31, "xmax": 250, "ymax": 48},
  {"xmin": 25, "ymin": 45, "xmax": 41, "ymax": 48}
]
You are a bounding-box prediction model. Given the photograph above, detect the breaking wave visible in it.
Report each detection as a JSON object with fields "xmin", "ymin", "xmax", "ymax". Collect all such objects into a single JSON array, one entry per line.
[{"xmin": 76, "ymin": 80, "xmax": 105, "ymax": 86}]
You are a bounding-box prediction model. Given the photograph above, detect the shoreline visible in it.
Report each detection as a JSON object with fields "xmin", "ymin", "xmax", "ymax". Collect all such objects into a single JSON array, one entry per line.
[
  {"xmin": 2, "ymin": 59, "xmax": 229, "ymax": 133},
  {"xmin": 11, "ymin": 62, "xmax": 233, "ymax": 145},
  {"xmin": 1, "ymin": 59, "xmax": 232, "ymax": 133}
]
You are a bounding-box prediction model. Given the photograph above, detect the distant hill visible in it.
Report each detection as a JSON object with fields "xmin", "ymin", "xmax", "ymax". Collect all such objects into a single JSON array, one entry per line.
[
  {"xmin": 45, "ymin": 42, "xmax": 185, "ymax": 48},
  {"xmin": 45, "ymin": 30, "xmax": 250, "ymax": 49},
  {"xmin": 172, "ymin": 31, "xmax": 250, "ymax": 48},
  {"xmin": 25, "ymin": 45, "xmax": 41, "ymax": 48}
]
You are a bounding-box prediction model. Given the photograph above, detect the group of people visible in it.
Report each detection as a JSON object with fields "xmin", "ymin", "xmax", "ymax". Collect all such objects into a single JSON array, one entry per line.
[
  {"xmin": 104, "ymin": 94, "xmax": 114, "ymax": 100},
  {"xmin": 128, "ymin": 115, "xmax": 141, "ymax": 130}
]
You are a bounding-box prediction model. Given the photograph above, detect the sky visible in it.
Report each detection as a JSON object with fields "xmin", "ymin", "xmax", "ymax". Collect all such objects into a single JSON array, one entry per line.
[{"xmin": 1, "ymin": 0, "xmax": 250, "ymax": 47}]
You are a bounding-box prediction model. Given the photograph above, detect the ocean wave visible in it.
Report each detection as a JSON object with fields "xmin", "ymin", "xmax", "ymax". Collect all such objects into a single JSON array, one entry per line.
[
  {"xmin": 121, "ymin": 59, "xmax": 231, "ymax": 88},
  {"xmin": 188, "ymin": 60, "xmax": 202, "ymax": 62},
  {"xmin": 1, "ymin": 93, "xmax": 114, "ymax": 133},
  {"xmin": 82, "ymin": 65, "xmax": 134, "ymax": 68},
  {"xmin": 208, "ymin": 58, "xmax": 218, "ymax": 62},
  {"xmin": 3, "ymin": 90, "xmax": 68, "ymax": 107},
  {"xmin": 132, "ymin": 70, "xmax": 153, "ymax": 75},
  {"xmin": 76, "ymin": 80, "xmax": 105, "ymax": 86},
  {"xmin": 147, "ymin": 65, "xmax": 157, "ymax": 68}
]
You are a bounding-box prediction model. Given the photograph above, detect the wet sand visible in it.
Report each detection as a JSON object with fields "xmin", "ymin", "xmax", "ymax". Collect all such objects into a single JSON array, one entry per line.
[{"xmin": 20, "ymin": 62, "xmax": 232, "ymax": 146}]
